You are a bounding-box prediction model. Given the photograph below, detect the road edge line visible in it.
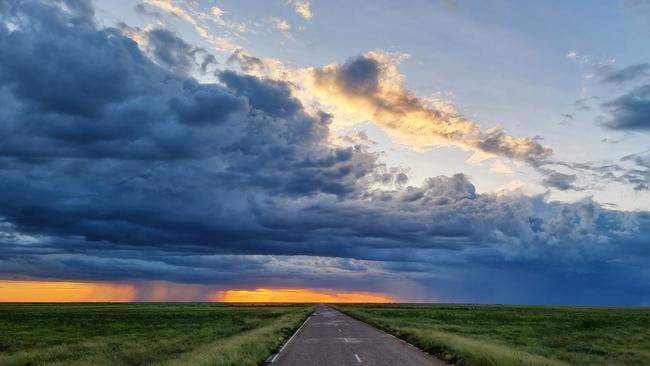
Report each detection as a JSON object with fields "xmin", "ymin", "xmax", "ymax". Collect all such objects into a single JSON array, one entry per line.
[
  {"xmin": 267, "ymin": 312, "xmax": 313, "ymax": 363},
  {"xmin": 331, "ymin": 306, "xmax": 451, "ymax": 365}
]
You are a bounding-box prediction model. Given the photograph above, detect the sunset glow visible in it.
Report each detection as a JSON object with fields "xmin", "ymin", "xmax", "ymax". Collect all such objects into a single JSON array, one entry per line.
[
  {"xmin": 0, "ymin": 280, "xmax": 136, "ymax": 302},
  {"xmin": 0, "ymin": 281, "xmax": 394, "ymax": 303},
  {"xmin": 215, "ymin": 288, "xmax": 393, "ymax": 303}
]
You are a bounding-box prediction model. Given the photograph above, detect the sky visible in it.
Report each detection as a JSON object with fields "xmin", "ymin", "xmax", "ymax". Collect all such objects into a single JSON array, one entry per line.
[{"xmin": 0, "ymin": 0, "xmax": 649, "ymax": 305}]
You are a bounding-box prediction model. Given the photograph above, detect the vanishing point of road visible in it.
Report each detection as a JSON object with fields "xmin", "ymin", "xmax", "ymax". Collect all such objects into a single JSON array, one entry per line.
[{"xmin": 267, "ymin": 304, "xmax": 447, "ymax": 366}]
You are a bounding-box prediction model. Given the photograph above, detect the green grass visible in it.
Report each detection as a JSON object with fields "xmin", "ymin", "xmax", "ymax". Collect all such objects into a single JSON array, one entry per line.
[
  {"xmin": 334, "ymin": 304, "xmax": 650, "ymax": 366},
  {"xmin": 0, "ymin": 303, "xmax": 313, "ymax": 366}
]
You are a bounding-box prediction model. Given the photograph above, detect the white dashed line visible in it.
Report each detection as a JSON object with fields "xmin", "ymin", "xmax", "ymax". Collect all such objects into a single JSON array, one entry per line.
[
  {"xmin": 354, "ymin": 353, "xmax": 362, "ymax": 363},
  {"xmin": 344, "ymin": 337, "xmax": 349, "ymax": 343}
]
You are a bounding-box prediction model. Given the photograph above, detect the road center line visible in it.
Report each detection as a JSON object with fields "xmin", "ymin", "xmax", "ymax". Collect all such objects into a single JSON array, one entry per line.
[{"xmin": 354, "ymin": 353, "xmax": 362, "ymax": 363}]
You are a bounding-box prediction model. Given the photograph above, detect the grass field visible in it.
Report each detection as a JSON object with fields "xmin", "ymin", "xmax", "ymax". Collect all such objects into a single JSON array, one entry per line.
[
  {"xmin": 0, "ymin": 303, "xmax": 312, "ymax": 366},
  {"xmin": 335, "ymin": 304, "xmax": 650, "ymax": 366}
]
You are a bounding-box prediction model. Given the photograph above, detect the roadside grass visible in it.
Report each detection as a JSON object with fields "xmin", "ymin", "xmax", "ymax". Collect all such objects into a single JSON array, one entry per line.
[
  {"xmin": 334, "ymin": 304, "xmax": 650, "ymax": 366},
  {"xmin": 0, "ymin": 303, "xmax": 312, "ymax": 366}
]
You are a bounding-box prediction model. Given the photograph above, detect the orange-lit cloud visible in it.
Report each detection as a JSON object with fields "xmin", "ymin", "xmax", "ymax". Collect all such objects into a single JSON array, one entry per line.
[
  {"xmin": 0, "ymin": 280, "xmax": 136, "ymax": 302},
  {"xmin": 310, "ymin": 51, "xmax": 552, "ymax": 166},
  {"xmin": 214, "ymin": 288, "xmax": 393, "ymax": 303},
  {"xmin": 290, "ymin": 0, "xmax": 313, "ymax": 20}
]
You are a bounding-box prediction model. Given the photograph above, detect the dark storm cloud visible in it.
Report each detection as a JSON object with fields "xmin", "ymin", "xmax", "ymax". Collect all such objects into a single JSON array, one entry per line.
[
  {"xmin": 145, "ymin": 29, "xmax": 217, "ymax": 74},
  {"xmin": 596, "ymin": 62, "xmax": 650, "ymax": 132},
  {"xmin": 602, "ymin": 84, "xmax": 650, "ymax": 131},
  {"xmin": 0, "ymin": 0, "xmax": 390, "ymax": 251},
  {"xmin": 0, "ymin": 0, "xmax": 649, "ymax": 304},
  {"xmin": 219, "ymin": 70, "xmax": 302, "ymax": 118}
]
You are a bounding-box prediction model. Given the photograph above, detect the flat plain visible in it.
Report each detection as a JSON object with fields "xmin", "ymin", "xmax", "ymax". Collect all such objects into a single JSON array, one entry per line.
[
  {"xmin": 0, "ymin": 303, "xmax": 312, "ymax": 366},
  {"xmin": 335, "ymin": 304, "xmax": 650, "ymax": 366},
  {"xmin": 3, "ymin": 303, "xmax": 649, "ymax": 366}
]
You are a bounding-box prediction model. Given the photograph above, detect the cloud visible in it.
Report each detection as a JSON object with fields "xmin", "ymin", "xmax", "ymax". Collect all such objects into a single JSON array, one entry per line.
[
  {"xmin": 602, "ymin": 84, "xmax": 650, "ymax": 131},
  {"xmin": 540, "ymin": 171, "xmax": 579, "ymax": 191},
  {"xmin": 311, "ymin": 53, "xmax": 553, "ymax": 167},
  {"xmin": 267, "ymin": 17, "xmax": 291, "ymax": 31},
  {"xmin": 144, "ymin": 0, "xmax": 196, "ymax": 25},
  {"xmin": 583, "ymin": 61, "xmax": 650, "ymax": 133},
  {"xmin": 0, "ymin": 0, "xmax": 649, "ymax": 304},
  {"xmin": 143, "ymin": 0, "xmax": 245, "ymax": 52},
  {"xmin": 620, "ymin": 152, "xmax": 650, "ymax": 191},
  {"xmin": 599, "ymin": 63, "xmax": 650, "ymax": 84},
  {"xmin": 205, "ymin": 5, "xmax": 250, "ymax": 33},
  {"xmin": 224, "ymin": 48, "xmax": 596, "ymax": 194},
  {"xmin": 566, "ymin": 49, "xmax": 590, "ymax": 65},
  {"xmin": 134, "ymin": 4, "xmax": 167, "ymax": 26},
  {"xmin": 263, "ymin": 17, "xmax": 294, "ymax": 39},
  {"xmin": 549, "ymin": 157, "xmax": 650, "ymax": 193},
  {"xmin": 210, "ymin": 5, "xmax": 225, "ymax": 19},
  {"xmin": 290, "ymin": 0, "xmax": 313, "ymax": 20},
  {"xmin": 139, "ymin": 28, "xmax": 217, "ymax": 74},
  {"xmin": 226, "ymin": 49, "xmax": 266, "ymax": 73}
]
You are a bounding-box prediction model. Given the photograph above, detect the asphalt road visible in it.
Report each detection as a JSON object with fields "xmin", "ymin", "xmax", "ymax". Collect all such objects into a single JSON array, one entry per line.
[{"xmin": 267, "ymin": 304, "xmax": 447, "ymax": 366}]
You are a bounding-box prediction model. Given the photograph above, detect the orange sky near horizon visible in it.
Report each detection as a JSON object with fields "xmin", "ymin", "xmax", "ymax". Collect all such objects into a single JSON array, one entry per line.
[
  {"xmin": 0, "ymin": 280, "xmax": 137, "ymax": 302},
  {"xmin": 215, "ymin": 288, "xmax": 393, "ymax": 303},
  {"xmin": 0, "ymin": 280, "xmax": 394, "ymax": 303}
]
